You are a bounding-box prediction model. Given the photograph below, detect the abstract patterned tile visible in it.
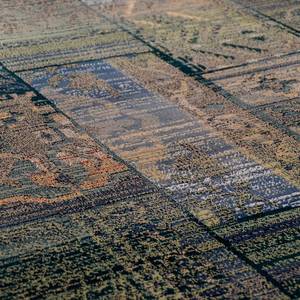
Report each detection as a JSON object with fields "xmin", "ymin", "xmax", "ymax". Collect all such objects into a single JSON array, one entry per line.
[
  {"xmin": 205, "ymin": 52, "xmax": 300, "ymax": 107},
  {"xmin": 84, "ymin": 0, "xmax": 300, "ymax": 71},
  {"xmin": 0, "ymin": 31, "xmax": 149, "ymax": 71},
  {"xmin": 234, "ymin": 0, "xmax": 300, "ymax": 32},
  {"xmin": 0, "ymin": 197, "xmax": 287, "ymax": 299},
  {"xmin": 204, "ymin": 52, "xmax": 300, "ymax": 139},
  {"xmin": 0, "ymin": 0, "xmax": 148, "ymax": 71},
  {"xmin": 0, "ymin": 65, "xmax": 155, "ymax": 227},
  {"xmin": 216, "ymin": 207, "xmax": 300, "ymax": 296},
  {"xmin": 0, "ymin": 0, "xmax": 111, "ymax": 40}
]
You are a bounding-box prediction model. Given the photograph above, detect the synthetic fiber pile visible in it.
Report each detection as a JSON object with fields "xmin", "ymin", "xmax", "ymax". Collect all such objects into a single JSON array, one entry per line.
[{"xmin": 0, "ymin": 0, "xmax": 299, "ymax": 299}]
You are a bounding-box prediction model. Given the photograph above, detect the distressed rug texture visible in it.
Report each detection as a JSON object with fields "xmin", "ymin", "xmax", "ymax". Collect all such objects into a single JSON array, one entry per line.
[{"xmin": 0, "ymin": 0, "xmax": 299, "ymax": 299}]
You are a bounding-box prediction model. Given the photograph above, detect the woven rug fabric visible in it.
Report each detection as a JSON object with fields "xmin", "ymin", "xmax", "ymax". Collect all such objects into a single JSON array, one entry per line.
[{"xmin": 0, "ymin": 0, "xmax": 299, "ymax": 299}]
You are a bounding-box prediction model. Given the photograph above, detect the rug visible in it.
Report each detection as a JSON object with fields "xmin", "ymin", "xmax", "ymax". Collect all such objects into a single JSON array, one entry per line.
[{"xmin": 0, "ymin": 0, "xmax": 299, "ymax": 299}]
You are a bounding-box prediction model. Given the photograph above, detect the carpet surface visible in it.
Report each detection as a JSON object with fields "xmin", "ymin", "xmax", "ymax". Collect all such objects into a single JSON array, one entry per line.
[{"xmin": 0, "ymin": 0, "xmax": 299, "ymax": 299}]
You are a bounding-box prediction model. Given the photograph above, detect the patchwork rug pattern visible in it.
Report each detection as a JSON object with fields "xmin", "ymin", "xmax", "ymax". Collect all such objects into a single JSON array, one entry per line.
[{"xmin": 0, "ymin": 0, "xmax": 299, "ymax": 299}]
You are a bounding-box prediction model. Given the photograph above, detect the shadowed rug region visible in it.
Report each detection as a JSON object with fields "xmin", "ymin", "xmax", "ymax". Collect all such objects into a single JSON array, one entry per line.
[{"xmin": 0, "ymin": 0, "xmax": 299, "ymax": 299}]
